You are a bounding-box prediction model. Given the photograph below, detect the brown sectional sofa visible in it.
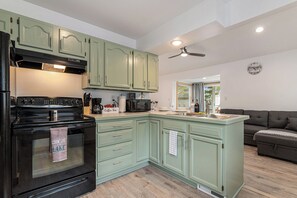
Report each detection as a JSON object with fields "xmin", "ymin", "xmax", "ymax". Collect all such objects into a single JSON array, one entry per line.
[{"xmin": 220, "ymin": 109, "xmax": 297, "ymax": 163}]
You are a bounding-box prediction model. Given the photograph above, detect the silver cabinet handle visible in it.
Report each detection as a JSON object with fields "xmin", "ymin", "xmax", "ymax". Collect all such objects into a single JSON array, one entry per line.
[
  {"xmin": 113, "ymin": 148, "xmax": 122, "ymax": 152},
  {"xmin": 105, "ymin": 75, "xmax": 107, "ymax": 84},
  {"xmin": 112, "ymin": 134, "xmax": 122, "ymax": 138},
  {"xmin": 113, "ymin": 161, "xmax": 122, "ymax": 165},
  {"xmin": 143, "ymin": 81, "xmax": 146, "ymax": 87}
]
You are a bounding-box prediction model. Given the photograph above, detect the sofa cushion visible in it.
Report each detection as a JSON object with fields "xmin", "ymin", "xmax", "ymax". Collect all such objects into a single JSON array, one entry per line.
[
  {"xmin": 220, "ymin": 109, "xmax": 244, "ymax": 115},
  {"xmin": 285, "ymin": 117, "xmax": 297, "ymax": 132},
  {"xmin": 269, "ymin": 111, "xmax": 297, "ymax": 129},
  {"xmin": 254, "ymin": 129, "xmax": 297, "ymax": 147},
  {"xmin": 244, "ymin": 110, "xmax": 269, "ymax": 127},
  {"xmin": 244, "ymin": 124, "xmax": 268, "ymax": 135}
]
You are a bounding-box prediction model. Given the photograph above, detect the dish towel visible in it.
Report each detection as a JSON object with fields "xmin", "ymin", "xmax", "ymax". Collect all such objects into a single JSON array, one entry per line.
[
  {"xmin": 50, "ymin": 127, "xmax": 68, "ymax": 162},
  {"xmin": 169, "ymin": 130, "xmax": 178, "ymax": 156}
]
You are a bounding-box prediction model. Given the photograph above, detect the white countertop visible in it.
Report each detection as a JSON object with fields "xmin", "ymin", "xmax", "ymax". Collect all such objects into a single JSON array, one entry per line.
[{"xmin": 87, "ymin": 111, "xmax": 249, "ymax": 125}]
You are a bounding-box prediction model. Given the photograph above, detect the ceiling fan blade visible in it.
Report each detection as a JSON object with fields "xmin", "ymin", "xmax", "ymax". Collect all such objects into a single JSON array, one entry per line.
[
  {"xmin": 168, "ymin": 53, "xmax": 182, "ymax": 59},
  {"xmin": 188, "ymin": 52, "xmax": 206, "ymax": 57}
]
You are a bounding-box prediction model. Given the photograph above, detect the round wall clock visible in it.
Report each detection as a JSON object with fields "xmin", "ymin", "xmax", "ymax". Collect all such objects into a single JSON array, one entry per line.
[{"xmin": 247, "ymin": 62, "xmax": 262, "ymax": 75}]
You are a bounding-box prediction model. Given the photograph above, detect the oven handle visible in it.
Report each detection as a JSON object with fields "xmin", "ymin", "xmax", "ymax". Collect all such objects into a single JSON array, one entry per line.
[{"xmin": 13, "ymin": 122, "xmax": 96, "ymax": 136}]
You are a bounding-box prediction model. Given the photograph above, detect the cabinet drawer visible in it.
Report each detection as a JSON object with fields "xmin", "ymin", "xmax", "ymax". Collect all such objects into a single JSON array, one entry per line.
[
  {"xmin": 97, "ymin": 120, "xmax": 133, "ymax": 132},
  {"xmin": 163, "ymin": 119, "xmax": 187, "ymax": 132},
  {"xmin": 97, "ymin": 141, "xmax": 133, "ymax": 162},
  {"xmin": 97, "ymin": 154, "xmax": 133, "ymax": 178},
  {"xmin": 189, "ymin": 123, "xmax": 223, "ymax": 139},
  {"xmin": 97, "ymin": 129, "xmax": 133, "ymax": 147}
]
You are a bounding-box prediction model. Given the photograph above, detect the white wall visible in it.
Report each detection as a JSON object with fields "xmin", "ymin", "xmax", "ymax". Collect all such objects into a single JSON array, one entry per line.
[
  {"xmin": 11, "ymin": 67, "xmax": 149, "ymax": 105},
  {"xmin": 152, "ymin": 48, "xmax": 297, "ymax": 111}
]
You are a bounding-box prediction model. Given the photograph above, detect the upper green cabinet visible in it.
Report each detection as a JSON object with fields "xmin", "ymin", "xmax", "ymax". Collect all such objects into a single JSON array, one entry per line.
[
  {"xmin": 104, "ymin": 42, "xmax": 132, "ymax": 89},
  {"xmin": 88, "ymin": 37, "xmax": 104, "ymax": 87},
  {"xmin": 162, "ymin": 129, "xmax": 186, "ymax": 176},
  {"xmin": 147, "ymin": 54, "xmax": 159, "ymax": 91},
  {"xmin": 149, "ymin": 120, "xmax": 160, "ymax": 164},
  {"xmin": 133, "ymin": 50, "xmax": 147, "ymax": 90},
  {"xmin": 189, "ymin": 135, "xmax": 223, "ymax": 192},
  {"xmin": 136, "ymin": 120, "xmax": 149, "ymax": 162},
  {"xmin": 59, "ymin": 28, "xmax": 87, "ymax": 58},
  {"xmin": 17, "ymin": 17, "xmax": 53, "ymax": 51},
  {"xmin": 0, "ymin": 10, "xmax": 11, "ymax": 34}
]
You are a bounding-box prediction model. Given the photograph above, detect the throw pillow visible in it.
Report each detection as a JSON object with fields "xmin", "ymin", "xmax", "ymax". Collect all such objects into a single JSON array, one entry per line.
[{"xmin": 285, "ymin": 117, "xmax": 297, "ymax": 132}]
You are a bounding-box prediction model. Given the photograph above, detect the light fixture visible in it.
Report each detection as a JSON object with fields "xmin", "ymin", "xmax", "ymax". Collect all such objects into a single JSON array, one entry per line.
[
  {"xmin": 255, "ymin": 26, "xmax": 264, "ymax": 33},
  {"xmin": 202, "ymin": 77, "xmax": 207, "ymax": 80},
  {"xmin": 181, "ymin": 53, "xmax": 188, "ymax": 57},
  {"xmin": 54, "ymin": 64, "xmax": 66, "ymax": 70},
  {"xmin": 171, "ymin": 40, "xmax": 182, "ymax": 46}
]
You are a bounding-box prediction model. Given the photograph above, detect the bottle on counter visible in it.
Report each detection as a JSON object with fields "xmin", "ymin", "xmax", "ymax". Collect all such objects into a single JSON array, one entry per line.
[
  {"xmin": 190, "ymin": 99, "xmax": 195, "ymax": 112},
  {"xmin": 194, "ymin": 99, "xmax": 200, "ymax": 112}
]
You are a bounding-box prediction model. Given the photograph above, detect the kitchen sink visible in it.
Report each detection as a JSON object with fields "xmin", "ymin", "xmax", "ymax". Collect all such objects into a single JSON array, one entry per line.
[{"xmin": 166, "ymin": 112, "xmax": 237, "ymax": 119}]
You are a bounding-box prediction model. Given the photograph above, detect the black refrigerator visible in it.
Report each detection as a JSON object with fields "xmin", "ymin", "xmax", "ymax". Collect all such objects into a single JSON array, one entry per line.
[{"xmin": 0, "ymin": 31, "xmax": 12, "ymax": 198}]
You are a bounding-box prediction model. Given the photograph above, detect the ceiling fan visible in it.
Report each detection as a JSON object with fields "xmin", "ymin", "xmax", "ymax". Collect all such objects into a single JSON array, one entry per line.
[{"xmin": 168, "ymin": 47, "xmax": 205, "ymax": 59}]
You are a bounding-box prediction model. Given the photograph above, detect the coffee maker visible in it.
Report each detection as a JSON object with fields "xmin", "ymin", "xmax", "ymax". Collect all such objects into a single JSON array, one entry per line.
[{"xmin": 92, "ymin": 98, "xmax": 103, "ymax": 114}]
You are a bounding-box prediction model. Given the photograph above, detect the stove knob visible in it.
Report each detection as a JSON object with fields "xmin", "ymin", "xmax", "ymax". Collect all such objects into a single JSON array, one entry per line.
[
  {"xmin": 21, "ymin": 99, "xmax": 26, "ymax": 104},
  {"xmin": 75, "ymin": 100, "xmax": 80, "ymax": 105},
  {"xmin": 29, "ymin": 99, "xmax": 35, "ymax": 104}
]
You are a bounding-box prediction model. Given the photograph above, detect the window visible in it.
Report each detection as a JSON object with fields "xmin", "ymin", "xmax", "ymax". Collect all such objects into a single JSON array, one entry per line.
[
  {"xmin": 204, "ymin": 83, "xmax": 220, "ymax": 113},
  {"xmin": 176, "ymin": 82, "xmax": 192, "ymax": 109}
]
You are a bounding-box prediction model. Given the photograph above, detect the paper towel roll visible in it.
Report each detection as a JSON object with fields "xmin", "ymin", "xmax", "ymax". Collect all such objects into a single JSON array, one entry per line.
[{"xmin": 119, "ymin": 96, "xmax": 126, "ymax": 113}]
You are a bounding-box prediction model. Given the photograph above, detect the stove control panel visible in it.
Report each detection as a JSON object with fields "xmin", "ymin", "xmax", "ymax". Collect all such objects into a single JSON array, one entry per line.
[{"xmin": 17, "ymin": 97, "xmax": 83, "ymax": 107}]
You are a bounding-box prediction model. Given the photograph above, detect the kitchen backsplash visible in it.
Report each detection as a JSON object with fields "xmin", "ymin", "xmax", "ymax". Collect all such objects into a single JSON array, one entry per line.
[{"xmin": 10, "ymin": 67, "xmax": 150, "ymax": 104}]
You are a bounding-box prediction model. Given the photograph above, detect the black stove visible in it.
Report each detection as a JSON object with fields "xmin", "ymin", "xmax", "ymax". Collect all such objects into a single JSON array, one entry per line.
[{"xmin": 11, "ymin": 97, "xmax": 96, "ymax": 198}]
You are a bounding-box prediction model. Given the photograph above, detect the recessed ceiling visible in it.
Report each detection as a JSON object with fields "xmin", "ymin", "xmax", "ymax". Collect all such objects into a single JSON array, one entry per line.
[
  {"xmin": 159, "ymin": 5, "xmax": 297, "ymax": 75},
  {"xmin": 24, "ymin": 0, "xmax": 203, "ymax": 39}
]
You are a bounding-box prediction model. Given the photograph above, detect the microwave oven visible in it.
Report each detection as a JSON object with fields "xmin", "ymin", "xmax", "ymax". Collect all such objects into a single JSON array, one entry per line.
[{"xmin": 126, "ymin": 99, "xmax": 151, "ymax": 112}]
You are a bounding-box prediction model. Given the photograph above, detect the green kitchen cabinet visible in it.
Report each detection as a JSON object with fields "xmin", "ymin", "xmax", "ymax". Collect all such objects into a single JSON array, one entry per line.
[
  {"xmin": 147, "ymin": 54, "xmax": 159, "ymax": 91},
  {"xmin": 149, "ymin": 120, "xmax": 160, "ymax": 164},
  {"xmin": 189, "ymin": 135, "xmax": 223, "ymax": 192},
  {"xmin": 0, "ymin": 10, "xmax": 11, "ymax": 34},
  {"xmin": 133, "ymin": 50, "xmax": 147, "ymax": 90},
  {"xmin": 88, "ymin": 37, "xmax": 104, "ymax": 87},
  {"xmin": 104, "ymin": 42, "xmax": 132, "ymax": 89},
  {"xmin": 59, "ymin": 28, "xmax": 87, "ymax": 58},
  {"xmin": 136, "ymin": 120, "xmax": 149, "ymax": 162},
  {"xmin": 16, "ymin": 17, "xmax": 54, "ymax": 51},
  {"xmin": 162, "ymin": 129, "xmax": 186, "ymax": 176}
]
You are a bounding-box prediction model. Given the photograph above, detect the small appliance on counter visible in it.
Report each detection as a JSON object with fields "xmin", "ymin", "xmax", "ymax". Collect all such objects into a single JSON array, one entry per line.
[
  {"xmin": 92, "ymin": 98, "xmax": 103, "ymax": 114},
  {"xmin": 119, "ymin": 95, "xmax": 126, "ymax": 113},
  {"xmin": 127, "ymin": 93, "xmax": 136, "ymax": 99},
  {"xmin": 126, "ymin": 99, "xmax": 151, "ymax": 112},
  {"xmin": 83, "ymin": 92, "xmax": 91, "ymax": 114}
]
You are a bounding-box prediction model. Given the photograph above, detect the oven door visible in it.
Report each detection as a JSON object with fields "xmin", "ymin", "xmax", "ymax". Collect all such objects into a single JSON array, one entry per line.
[{"xmin": 12, "ymin": 121, "xmax": 96, "ymax": 196}]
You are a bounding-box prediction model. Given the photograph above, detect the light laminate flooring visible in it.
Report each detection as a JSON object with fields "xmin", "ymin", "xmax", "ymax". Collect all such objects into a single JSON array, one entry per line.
[{"xmin": 82, "ymin": 146, "xmax": 297, "ymax": 198}]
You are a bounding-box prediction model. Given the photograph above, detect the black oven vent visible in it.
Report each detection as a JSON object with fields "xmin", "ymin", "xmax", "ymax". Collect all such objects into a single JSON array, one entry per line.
[{"xmin": 10, "ymin": 47, "xmax": 87, "ymax": 74}]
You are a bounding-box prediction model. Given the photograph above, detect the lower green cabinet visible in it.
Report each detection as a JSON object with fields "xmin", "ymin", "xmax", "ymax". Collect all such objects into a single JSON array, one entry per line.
[
  {"xmin": 189, "ymin": 135, "xmax": 223, "ymax": 192},
  {"xmin": 149, "ymin": 120, "xmax": 160, "ymax": 164},
  {"xmin": 162, "ymin": 129, "xmax": 186, "ymax": 176},
  {"xmin": 136, "ymin": 120, "xmax": 149, "ymax": 162}
]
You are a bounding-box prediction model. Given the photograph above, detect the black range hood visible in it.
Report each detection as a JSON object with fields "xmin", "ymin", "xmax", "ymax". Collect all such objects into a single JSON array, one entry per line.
[{"xmin": 11, "ymin": 47, "xmax": 87, "ymax": 74}]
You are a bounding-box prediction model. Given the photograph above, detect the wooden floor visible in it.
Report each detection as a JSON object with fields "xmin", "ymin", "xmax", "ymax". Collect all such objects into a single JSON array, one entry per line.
[{"xmin": 82, "ymin": 146, "xmax": 297, "ymax": 198}]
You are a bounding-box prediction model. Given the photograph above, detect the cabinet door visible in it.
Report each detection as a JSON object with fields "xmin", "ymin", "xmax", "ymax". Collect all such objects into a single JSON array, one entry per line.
[
  {"xmin": 147, "ymin": 54, "xmax": 159, "ymax": 91},
  {"xmin": 162, "ymin": 129, "xmax": 186, "ymax": 176},
  {"xmin": 59, "ymin": 28, "xmax": 87, "ymax": 58},
  {"xmin": 136, "ymin": 120, "xmax": 149, "ymax": 162},
  {"xmin": 149, "ymin": 120, "xmax": 160, "ymax": 164},
  {"xmin": 0, "ymin": 10, "xmax": 11, "ymax": 34},
  {"xmin": 133, "ymin": 51, "xmax": 147, "ymax": 90},
  {"xmin": 189, "ymin": 135, "xmax": 223, "ymax": 192},
  {"xmin": 89, "ymin": 38, "xmax": 104, "ymax": 86},
  {"xmin": 104, "ymin": 42, "xmax": 132, "ymax": 88},
  {"xmin": 18, "ymin": 17, "xmax": 53, "ymax": 51}
]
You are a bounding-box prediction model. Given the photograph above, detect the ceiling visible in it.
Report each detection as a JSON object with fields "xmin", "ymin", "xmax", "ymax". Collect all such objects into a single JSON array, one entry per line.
[
  {"xmin": 24, "ymin": 0, "xmax": 203, "ymax": 39},
  {"xmin": 159, "ymin": 4, "xmax": 297, "ymax": 75},
  {"xmin": 23, "ymin": 0, "xmax": 297, "ymax": 75}
]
